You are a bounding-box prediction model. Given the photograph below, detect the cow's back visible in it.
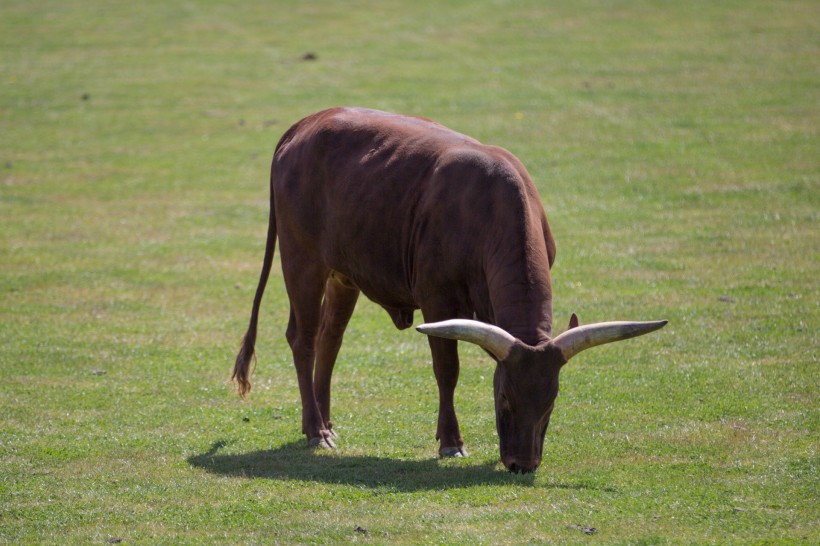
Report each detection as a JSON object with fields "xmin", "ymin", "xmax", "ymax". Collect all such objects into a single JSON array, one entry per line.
[{"xmin": 271, "ymin": 108, "xmax": 554, "ymax": 339}]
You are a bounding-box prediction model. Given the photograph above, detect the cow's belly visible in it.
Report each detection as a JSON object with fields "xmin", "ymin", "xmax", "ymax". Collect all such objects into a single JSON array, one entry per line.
[{"xmin": 330, "ymin": 268, "xmax": 418, "ymax": 330}]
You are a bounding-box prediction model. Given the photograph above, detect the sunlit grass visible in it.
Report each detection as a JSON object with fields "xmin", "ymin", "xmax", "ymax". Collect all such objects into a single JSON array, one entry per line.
[{"xmin": 1, "ymin": 0, "xmax": 817, "ymax": 544}]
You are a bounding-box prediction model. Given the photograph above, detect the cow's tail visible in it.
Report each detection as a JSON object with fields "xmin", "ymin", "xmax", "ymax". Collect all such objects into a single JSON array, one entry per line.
[{"xmin": 232, "ymin": 166, "xmax": 280, "ymax": 398}]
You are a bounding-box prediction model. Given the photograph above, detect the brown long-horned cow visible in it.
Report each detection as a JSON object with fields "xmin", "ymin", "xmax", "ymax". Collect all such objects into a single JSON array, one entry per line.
[{"xmin": 233, "ymin": 107, "xmax": 667, "ymax": 473}]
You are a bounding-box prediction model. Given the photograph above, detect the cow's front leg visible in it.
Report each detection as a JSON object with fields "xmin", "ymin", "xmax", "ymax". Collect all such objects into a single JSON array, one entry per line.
[{"xmin": 427, "ymin": 335, "xmax": 467, "ymax": 458}]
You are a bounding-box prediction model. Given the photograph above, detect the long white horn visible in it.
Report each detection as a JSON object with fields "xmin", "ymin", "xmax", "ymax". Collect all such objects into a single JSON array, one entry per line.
[
  {"xmin": 416, "ymin": 319, "xmax": 517, "ymax": 360},
  {"xmin": 551, "ymin": 320, "xmax": 668, "ymax": 362}
]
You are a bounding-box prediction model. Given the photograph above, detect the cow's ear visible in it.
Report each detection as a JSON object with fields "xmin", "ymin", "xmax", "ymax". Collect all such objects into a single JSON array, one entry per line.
[{"xmin": 567, "ymin": 313, "xmax": 579, "ymax": 330}]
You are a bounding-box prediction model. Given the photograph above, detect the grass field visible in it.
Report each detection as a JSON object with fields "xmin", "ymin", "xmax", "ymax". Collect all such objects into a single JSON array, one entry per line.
[{"xmin": 1, "ymin": 0, "xmax": 818, "ymax": 544}]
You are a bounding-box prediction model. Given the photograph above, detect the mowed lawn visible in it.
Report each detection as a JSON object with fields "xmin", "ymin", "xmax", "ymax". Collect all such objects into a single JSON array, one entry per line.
[{"xmin": 1, "ymin": 0, "xmax": 817, "ymax": 544}]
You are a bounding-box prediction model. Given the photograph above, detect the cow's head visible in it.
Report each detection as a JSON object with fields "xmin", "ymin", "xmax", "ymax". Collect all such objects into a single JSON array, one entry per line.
[{"xmin": 417, "ymin": 315, "xmax": 667, "ymax": 473}]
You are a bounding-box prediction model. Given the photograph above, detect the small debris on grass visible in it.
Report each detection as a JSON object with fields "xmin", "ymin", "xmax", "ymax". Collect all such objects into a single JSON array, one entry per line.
[
  {"xmin": 301, "ymin": 51, "xmax": 318, "ymax": 61},
  {"xmin": 90, "ymin": 369, "xmax": 107, "ymax": 375},
  {"xmin": 718, "ymin": 295, "xmax": 735, "ymax": 303},
  {"xmin": 81, "ymin": 92, "xmax": 91, "ymax": 101},
  {"xmin": 106, "ymin": 538, "xmax": 123, "ymax": 544},
  {"xmin": 568, "ymin": 523, "xmax": 597, "ymax": 535},
  {"xmin": 242, "ymin": 417, "xmax": 250, "ymax": 422},
  {"xmin": 354, "ymin": 525, "xmax": 368, "ymax": 534}
]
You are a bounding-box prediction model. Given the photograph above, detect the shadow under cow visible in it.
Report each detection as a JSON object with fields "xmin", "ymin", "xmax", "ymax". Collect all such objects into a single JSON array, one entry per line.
[{"xmin": 188, "ymin": 440, "xmax": 615, "ymax": 492}]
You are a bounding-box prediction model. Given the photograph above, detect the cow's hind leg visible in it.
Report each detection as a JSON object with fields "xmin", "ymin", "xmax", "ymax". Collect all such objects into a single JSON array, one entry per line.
[
  {"xmin": 283, "ymin": 262, "xmax": 335, "ymax": 448},
  {"xmin": 314, "ymin": 273, "xmax": 360, "ymax": 437}
]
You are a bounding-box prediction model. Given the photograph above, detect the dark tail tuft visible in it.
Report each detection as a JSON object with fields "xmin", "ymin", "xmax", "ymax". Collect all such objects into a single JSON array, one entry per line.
[{"xmin": 232, "ymin": 327, "xmax": 257, "ymax": 398}]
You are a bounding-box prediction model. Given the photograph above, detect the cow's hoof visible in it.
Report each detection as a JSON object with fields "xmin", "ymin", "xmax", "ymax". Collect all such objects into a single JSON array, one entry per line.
[
  {"xmin": 308, "ymin": 436, "xmax": 336, "ymax": 449},
  {"xmin": 439, "ymin": 446, "xmax": 468, "ymax": 458}
]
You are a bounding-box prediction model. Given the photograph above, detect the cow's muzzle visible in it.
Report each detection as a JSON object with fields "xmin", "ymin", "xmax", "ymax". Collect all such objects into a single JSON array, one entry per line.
[{"xmin": 503, "ymin": 456, "xmax": 541, "ymax": 474}]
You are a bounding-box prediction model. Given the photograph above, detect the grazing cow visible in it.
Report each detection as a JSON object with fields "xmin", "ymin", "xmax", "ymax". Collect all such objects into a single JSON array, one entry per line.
[{"xmin": 233, "ymin": 107, "xmax": 666, "ymax": 473}]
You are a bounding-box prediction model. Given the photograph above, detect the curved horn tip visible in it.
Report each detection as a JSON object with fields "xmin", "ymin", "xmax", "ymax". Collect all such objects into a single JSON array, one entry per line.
[
  {"xmin": 416, "ymin": 323, "xmax": 436, "ymax": 334},
  {"xmin": 414, "ymin": 319, "xmax": 517, "ymax": 361}
]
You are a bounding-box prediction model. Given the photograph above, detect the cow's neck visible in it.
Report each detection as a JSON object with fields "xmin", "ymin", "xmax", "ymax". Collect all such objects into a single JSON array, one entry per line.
[{"xmin": 485, "ymin": 248, "xmax": 553, "ymax": 346}]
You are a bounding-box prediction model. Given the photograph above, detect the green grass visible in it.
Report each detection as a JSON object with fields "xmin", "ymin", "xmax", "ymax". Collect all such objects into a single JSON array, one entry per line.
[{"xmin": 1, "ymin": 0, "xmax": 817, "ymax": 543}]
